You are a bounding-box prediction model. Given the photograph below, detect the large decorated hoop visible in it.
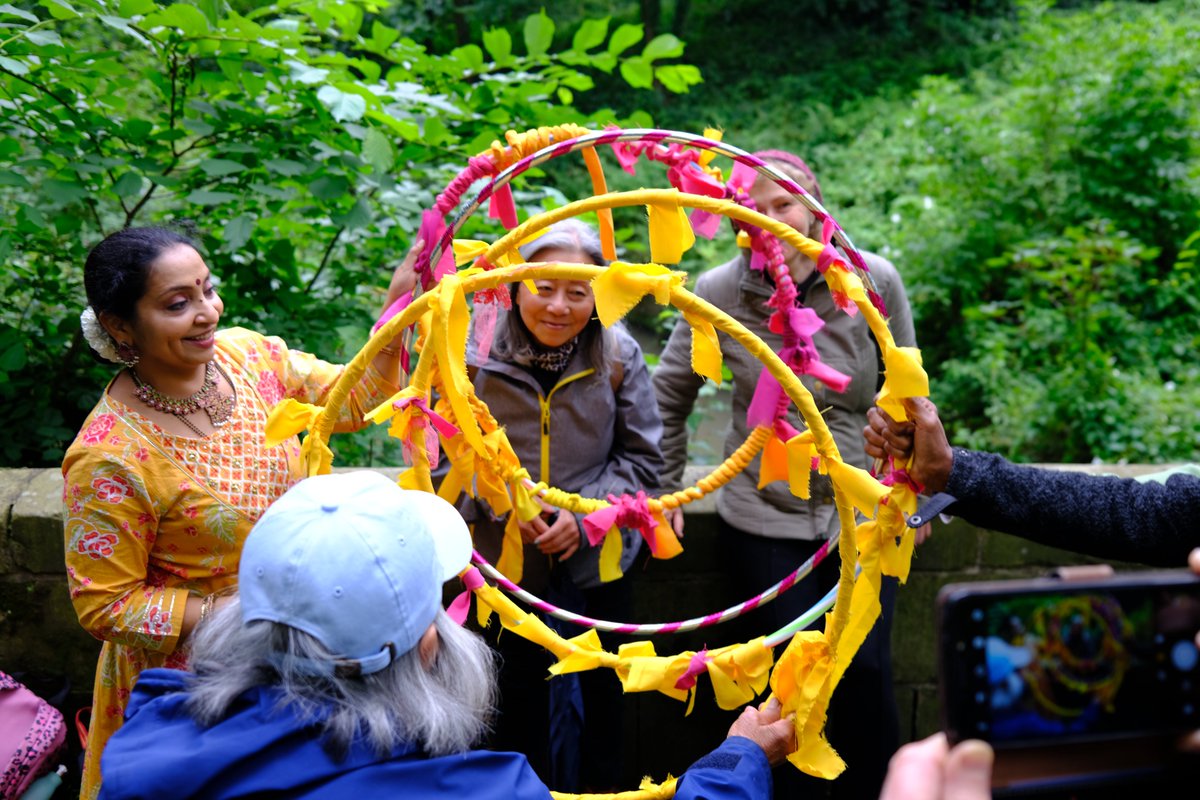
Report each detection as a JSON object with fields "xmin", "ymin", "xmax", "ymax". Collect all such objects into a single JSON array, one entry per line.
[{"xmin": 265, "ymin": 125, "xmax": 930, "ymax": 797}]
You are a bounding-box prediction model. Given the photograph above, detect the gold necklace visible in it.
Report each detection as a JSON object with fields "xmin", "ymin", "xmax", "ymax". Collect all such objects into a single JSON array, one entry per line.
[{"xmin": 131, "ymin": 360, "xmax": 236, "ymax": 437}]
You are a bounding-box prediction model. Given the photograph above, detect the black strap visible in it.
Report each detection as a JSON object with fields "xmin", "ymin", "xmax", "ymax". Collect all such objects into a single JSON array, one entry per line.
[{"xmin": 907, "ymin": 492, "xmax": 957, "ymax": 528}]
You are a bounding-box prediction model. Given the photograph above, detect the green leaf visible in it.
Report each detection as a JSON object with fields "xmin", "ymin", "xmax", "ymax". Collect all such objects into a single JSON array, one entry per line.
[
  {"xmin": 0, "ymin": 56, "xmax": 28, "ymax": 76},
  {"xmin": 98, "ymin": 14, "xmax": 149, "ymax": 44},
  {"xmin": 362, "ymin": 127, "xmax": 394, "ymax": 174},
  {"xmin": 199, "ymin": 158, "xmax": 246, "ymax": 177},
  {"xmin": 423, "ymin": 115, "xmax": 448, "ymax": 146},
  {"xmin": 44, "ymin": 178, "xmax": 87, "ymax": 203},
  {"xmin": 332, "ymin": 197, "xmax": 371, "ymax": 229},
  {"xmin": 308, "ymin": 175, "xmax": 349, "ymax": 201},
  {"xmin": 572, "ymin": 17, "xmax": 608, "ymax": 52},
  {"xmin": 39, "ymin": 0, "xmax": 79, "ymax": 21},
  {"xmin": 183, "ymin": 118, "xmax": 215, "ymax": 137},
  {"xmin": 248, "ymin": 182, "xmax": 296, "ymax": 201},
  {"xmin": 619, "ymin": 57, "xmax": 653, "ymax": 89},
  {"xmin": 642, "ymin": 34, "xmax": 684, "ymax": 62},
  {"xmin": 112, "ymin": 172, "xmax": 142, "ymax": 197},
  {"xmin": 17, "ymin": 204, "xmax": 46, "ymax": 229},
  {"xmin": 186, "ymin": 189, "xmax": 239, "ymax": 205},
  {"xmin": 523, "ymin": 10, "xmax": 553, "ymax": 58},
  {"xmin": 25, "ymin": 30, "xmax": 64, "ymax": 47},
  {"xmin": 366, "ymin": 20, "xmax": 399, "ymax": 53},
  {"xmin": 194, "ymin": 0, "xmax": 219, "ymax": 26},
  {"xmin": 556, "ymin": 87, "xmax": 572, "ymax": 105},
  {"xmin": 54, "ymin": 212, "xmax": 82, "ymax": 234},
  {"xmin": 655, "ymin": 64, "xmax": 701, "ymax": 94},
  {"xmin": 560, "ymin": 71, "xmax": 594, "ymax": 91},
  {"xmin": 117, "ymin": 0, "xmax": 155, "ymax": 15},
  {"xmin": 224, "ymin": 214, "xmax": 254, "ymax": 250},
  {"xmin": 482, "ymin": 27, "xmax": 512, "ymax": 65},
  {"xmin": 0, "ymin": 342, "xmax": 26, "ymax": 372},
  {"xmin": 265, "ymin": 158, "xmax": 308, "ymax": 177},
  {"xmin": 290, "ymin": 62, "xmax": 329, "ymax": 85},
  {"xmin": 121, "ymin": 119, "xmax": 153, "ymax": 141},
  {"xmin": 316, "ymin": 86, "xmax": 365, "ymax": 122},
  {"xmin": 0, "ymin": 4, "xmax": 39, "ymax": 22},
  {"xmin": 450, "ymin": 43, "xmax": 483, "ymax": 73},
  {"xmin": 607, "ymin": 23, "xmax": 642, "ymax": 57},
  {"xmin": 0, "ymin": 171, "xmax": 29, "ymax": 187},
  {"xmin": 142, "ymin": 3, "xmax": 209, "ymax": 36}
]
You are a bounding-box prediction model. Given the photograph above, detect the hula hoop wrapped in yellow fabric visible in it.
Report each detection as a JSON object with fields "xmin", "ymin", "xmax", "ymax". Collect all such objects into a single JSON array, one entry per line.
[{"xmin": 264, "ymin": 125, "xmax": 930, "ymax": 798}]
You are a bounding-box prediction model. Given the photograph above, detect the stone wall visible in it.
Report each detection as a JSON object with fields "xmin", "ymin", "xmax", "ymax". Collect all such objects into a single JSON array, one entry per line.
[{"xmin": 0, "ymin": 464, "xmax": 1163, "ymax": 788}]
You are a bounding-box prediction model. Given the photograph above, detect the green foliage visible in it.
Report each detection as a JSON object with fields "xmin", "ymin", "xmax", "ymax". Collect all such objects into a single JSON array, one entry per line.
[
  {"xmin": 821, "ymin": 0, "xmax": 1200, "ymax": 463},
  {"xmin": 0, "ymin": 0, "xmax": 699, "ymax": 466}
]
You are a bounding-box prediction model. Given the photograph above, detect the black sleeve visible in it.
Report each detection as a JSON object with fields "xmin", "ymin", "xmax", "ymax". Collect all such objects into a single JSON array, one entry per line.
[{"xmin": 944, "ymin": 449, "xmax": 1200, "ymax": 567}]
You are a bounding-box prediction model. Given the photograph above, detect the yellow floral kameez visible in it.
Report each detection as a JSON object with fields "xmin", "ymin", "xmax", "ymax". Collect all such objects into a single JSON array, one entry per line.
[{"xmin": 62, "ymin": 327, "xmax": 397, "ymax": 800}]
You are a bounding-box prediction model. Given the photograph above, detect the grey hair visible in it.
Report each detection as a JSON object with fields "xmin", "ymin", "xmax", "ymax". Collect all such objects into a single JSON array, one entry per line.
[
  {"xmin": 491, "ymin": 217, "xmax": 615, "ymax": 374},
  {"xmin": 517, "ymin": 216, "xmax": 606, "ymax": 264},
  {"xmin": 185, "ymin": 600, "xmax": 498, "ymax": 758}
]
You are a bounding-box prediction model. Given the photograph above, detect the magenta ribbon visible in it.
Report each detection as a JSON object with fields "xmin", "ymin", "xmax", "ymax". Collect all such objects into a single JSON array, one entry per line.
[
  {"xmin": 816, "ymin": 216, "xmax": 842, "ymax": 275},
  {"xmin": 674, "ymin": 648, "xmax": 710, "ymax": 691},
  {"xmin": 394, "ymin": 396, "xmax": 460, "ymax": 469},
  {"xmin": 488, "ymin": 183, "xmax": 518, "ymax": 229},
  {"xmin": 415, "ymin": 210, "xmax": 457, "ymax": 289},
  {"xmin": 372, "ymin": 290, "xmax": 413, "ymax": 336},
  {"xmin": 448, "ymin": 566, "xmax": 485, "ymax": 625},
  {"xmin": 582, "ymin": 490, "xmax": 661, "ymax": 553},
  {"xmin": 879, "ymin": 463, "xmax": 924, "ymax": 496}
]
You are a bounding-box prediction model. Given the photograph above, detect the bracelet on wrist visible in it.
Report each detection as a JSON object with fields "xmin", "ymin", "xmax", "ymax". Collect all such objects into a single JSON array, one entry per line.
[{"xmin": 198, "ymin": 593, "xmax": 216, "ymax": 627}]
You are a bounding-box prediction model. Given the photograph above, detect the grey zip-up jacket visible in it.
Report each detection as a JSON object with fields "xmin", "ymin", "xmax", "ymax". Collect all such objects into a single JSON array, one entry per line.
[
  {"xmin": 652, "ymin": 251, "xmax": 917, "ymax": 540},
  {"xmin": 463, "ymin": 324, "xmax": 665, "ymax": 591}
]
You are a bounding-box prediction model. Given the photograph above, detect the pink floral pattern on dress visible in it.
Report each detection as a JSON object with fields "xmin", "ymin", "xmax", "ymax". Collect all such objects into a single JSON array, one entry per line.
[
  {"xmin": 81, "ymin": 414, "xmax": 117, "ymax": 445},
  {"xmin": 140, "ymin": 605, "xmax": 172, "ymax": 640},
  {"xmin": 76, "ymin": 529, "xmax": 119, "ymax": 559},
  {"xmin": 92, "ymin": 474, "xmax": 133, "ymax": 504},
  {"xmin": 257, "ymin": 369, "xmax": 285, "ymax": 407}
]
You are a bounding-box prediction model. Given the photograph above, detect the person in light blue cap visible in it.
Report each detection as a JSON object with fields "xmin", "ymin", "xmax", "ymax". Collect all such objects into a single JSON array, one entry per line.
[{"xmin": 96, "ymin": 470, "xmax": 795, "ymax": 800}]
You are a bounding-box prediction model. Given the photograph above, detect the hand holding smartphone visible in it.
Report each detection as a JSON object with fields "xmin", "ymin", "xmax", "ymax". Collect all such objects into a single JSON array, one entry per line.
[{"xmin": 937, "ymin": 569, "xmax": 1200, "ymax": 794}]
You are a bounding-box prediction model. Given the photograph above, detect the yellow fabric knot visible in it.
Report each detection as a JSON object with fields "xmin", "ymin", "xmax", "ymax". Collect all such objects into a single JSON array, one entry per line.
[
  {"xmin": 551, "ymin": 628, "xmax": 619, "ymax": 675},
  {"xmin": 706, "ymin": 638, "xmax": 774, "ymax": 711},
  {"xmin": 771, "ymin": 629, "xmax": 845, "ymax": 778},
  {"xmin": 758, "ymin": 430, "xmax": 817, "ymax": 500},
  {"xmin": 592, "ymin": 262, "xmax": 685, "ymax": 328},
  {"xmin": 265, "ymin": 398, "xmax": 331, "ymax": 477},
  {"xmin": 825, "ymin": 458, "xmax": 887, "ymax": 520},
  {"xmin": 264, "ymin": 398, "xmax": 323, "ymax": 448},
  {"xmin": 646, "ymin": 192, "xmax": 696, "ymax": 264},
  {"xmin": 874, "ymin": 346, "xmax": 929, "ymax": 423},
  {"xmin": 682, "ymin": 310, "xmax": 723, "ymax": 385}
]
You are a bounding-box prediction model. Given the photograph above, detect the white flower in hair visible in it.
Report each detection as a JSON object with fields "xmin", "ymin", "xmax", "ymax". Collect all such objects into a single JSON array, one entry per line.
[{"xmin": 80, "ymin": 306, "xmax": 121, "ymax": 363}]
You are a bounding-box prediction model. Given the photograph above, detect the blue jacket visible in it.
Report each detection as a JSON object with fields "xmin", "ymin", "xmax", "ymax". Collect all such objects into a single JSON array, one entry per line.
[{"xmin": 99, "ymin": 669, "xmax": 773, "ymax": 800}]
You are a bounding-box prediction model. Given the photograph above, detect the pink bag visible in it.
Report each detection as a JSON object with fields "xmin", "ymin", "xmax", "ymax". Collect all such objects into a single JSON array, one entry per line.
[{"xmin": 0, "ymin": 672, "xmax": 67, "ymax": 800}]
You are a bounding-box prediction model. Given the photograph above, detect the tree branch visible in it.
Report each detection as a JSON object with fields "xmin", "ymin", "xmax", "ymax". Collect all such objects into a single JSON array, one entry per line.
[{"xmin": 306, "ymin": 226, "xmax": 347, "ymax": 293}]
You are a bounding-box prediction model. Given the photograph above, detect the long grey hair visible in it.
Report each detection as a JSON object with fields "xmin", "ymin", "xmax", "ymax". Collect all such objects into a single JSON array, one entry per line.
[
  {"xmin": 184, "ymin": 600, "xmax": 498, "ymax": 758},
  {"xmin": 489, "ymin": 217, "xmax": 616, "ymax": 375}
]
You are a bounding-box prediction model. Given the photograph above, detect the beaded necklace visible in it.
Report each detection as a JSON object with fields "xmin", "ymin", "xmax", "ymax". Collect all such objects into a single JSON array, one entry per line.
[{"xmin": 130, "ymin": 360, "xmax": 236, "ymax": 437}]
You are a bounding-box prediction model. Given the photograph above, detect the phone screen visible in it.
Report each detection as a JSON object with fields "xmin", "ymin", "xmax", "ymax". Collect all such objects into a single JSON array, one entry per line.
[{"xmin": 939, "ymin": 575, "xmax": 1200, "ymax": 748}]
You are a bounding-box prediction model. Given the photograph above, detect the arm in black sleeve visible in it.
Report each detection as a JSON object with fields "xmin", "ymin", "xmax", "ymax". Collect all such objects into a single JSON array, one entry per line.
[{"xmin": 944, "ymin": 449, "xmax": 1200, "ymax": 567}]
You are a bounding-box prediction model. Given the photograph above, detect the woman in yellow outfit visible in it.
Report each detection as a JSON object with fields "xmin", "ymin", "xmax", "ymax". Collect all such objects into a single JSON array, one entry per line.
[{"xmin": 62, "ymin": 226, "xmax": 413, "ymax": 799}]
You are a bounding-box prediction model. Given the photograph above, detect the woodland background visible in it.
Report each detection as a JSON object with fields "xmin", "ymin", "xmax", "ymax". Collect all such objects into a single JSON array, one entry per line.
[{"xmin": 1, "ymin": 0, "xmax": 1198, "ymax": 469}]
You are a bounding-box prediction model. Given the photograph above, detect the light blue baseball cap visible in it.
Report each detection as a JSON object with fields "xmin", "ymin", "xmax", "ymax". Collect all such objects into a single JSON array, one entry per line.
[{"xmin": 239, "ymin": 471, "xmax": 472, "ymax": 677}]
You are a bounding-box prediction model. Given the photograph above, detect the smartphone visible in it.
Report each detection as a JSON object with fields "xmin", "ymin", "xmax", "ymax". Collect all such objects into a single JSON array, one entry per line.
[{"xmin": 937, "ymin": 570, "xmax": 1200, "ymax": 793}]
